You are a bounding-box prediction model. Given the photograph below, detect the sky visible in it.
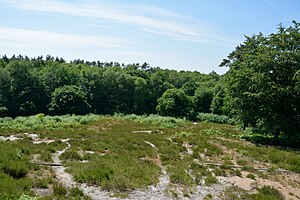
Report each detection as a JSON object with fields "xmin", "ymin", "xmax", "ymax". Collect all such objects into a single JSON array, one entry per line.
[{"xmin": 0, "ymin": 0, "xmax": 299, "ymax": 74}]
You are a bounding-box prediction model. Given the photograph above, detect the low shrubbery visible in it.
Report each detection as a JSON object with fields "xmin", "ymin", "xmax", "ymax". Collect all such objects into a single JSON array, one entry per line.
[
  {"xmin": 0, "ymin": 143, "xmax": 32, "ymax": 199},
  {"xmin": 0, "ymin": 113, "xmax": 299, "ymax": 199},
  {"xmin": 0, "ymin": 114, "xmax": 101, "ymax": 131},
  {"xmin": 115, "ymin": 113, "xmax": 188, "ymax": 128},
  {"xmin": 241, "ymin": 133, "xmax": 300, "ymax": 148},
  {"xmin": 196, "ymin": 113, "xmax": 235, "ymax": 125},
  {"xmin": 247, "ymin": 186, "xmax": 284, "ymax": 200}
]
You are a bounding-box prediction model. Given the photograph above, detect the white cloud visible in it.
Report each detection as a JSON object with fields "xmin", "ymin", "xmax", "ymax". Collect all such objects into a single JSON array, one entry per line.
[
  {"xmin": 0, "ymin": 27, "xmax": 133, "ymax": 48},
  {"xmin": 3, "ymin": 0, "xmax": 236, "ymax": 45},
  {"xmin": 0, "ymin": 27, "xmax": 137, "ymax": 61}
]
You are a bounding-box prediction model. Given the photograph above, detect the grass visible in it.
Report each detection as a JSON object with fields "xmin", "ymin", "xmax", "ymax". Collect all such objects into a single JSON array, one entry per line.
[
  {"xmin": 246, "ymin": 186, "xmax": 284, "ymax": 200},
  {"xmin": 0, "ymin": 114, "xmax": 101, "ymax": 133},
  {"xmin": 217, "ymin": 138, "xmax": 300, "ymax": 172},
  {"xmin": 0, "ymin": 114, "xmax": 299, "ymax": 199},
  {"xmin": 221, "ymin": 186, "xmax": 284, "ymax": 200},
  {"xmin": 246, "ymin": 173, "xmax": 256, "ymax": 180},
  {"xmin": 205, "ymin": 174, "xmax": 218, "ymax": 186},
  {"xmin": 196, "ymin": 113, "xmax": 235, "ymax": 125}
]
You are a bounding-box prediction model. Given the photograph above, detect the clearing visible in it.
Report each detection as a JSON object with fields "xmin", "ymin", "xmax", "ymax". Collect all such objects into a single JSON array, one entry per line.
[{"xmin": 0, "ymin": 114, "xmax": 299, "ymax": 199}]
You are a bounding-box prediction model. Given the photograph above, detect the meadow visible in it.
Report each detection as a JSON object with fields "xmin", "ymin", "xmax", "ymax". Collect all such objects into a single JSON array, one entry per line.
[{"xmin": 0, "ymin": 114, "xmax": 299, "ymax": 199}]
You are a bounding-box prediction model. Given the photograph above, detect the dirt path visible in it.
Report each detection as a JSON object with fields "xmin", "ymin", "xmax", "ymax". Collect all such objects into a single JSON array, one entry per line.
[
  {"xmin": 48, "ymin": 138, "xmax": 230, "ymax": 199},
  {"xmin": 52, "ymin": 139, "xmax": 74, "ymax": 188},
  {"xmin": 50, "ymin": 139, "xmax": 112, "ymax": 200},
  {"xmin": 50, "ymin": 139, "xmax": 174, "ymax": 199},
  {"xmin": 128, "ymin": 141, "xmax": 172, "ymax": 199},
  {"xmin": 24, "ymin": 133, "xmax": 300, "ymax": 199}
]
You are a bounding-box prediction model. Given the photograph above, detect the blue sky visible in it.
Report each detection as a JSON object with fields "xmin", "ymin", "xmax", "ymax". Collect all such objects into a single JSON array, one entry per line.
[{"xmin": 0, "ymin": 0, "xmax": 299, "ymax": 74}]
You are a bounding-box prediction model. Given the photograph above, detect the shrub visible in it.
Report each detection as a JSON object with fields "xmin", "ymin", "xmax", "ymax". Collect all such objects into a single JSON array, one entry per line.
[
  {"xmin": 196, "ymin": 113, "xmax": 235, "ymax": 125},
  {"xmin": 53, "ymin": 182, "xmax": 67, "ymax": 197},
  {"xmin": 2, "ymin": 161, "xmax": 29, "ymax": 179},
  {"xmin": 156, "ymin": 88, "xmax": 191, "ymax": 118},
  {"xmin": 205, "ymin": 174, "xmax": 218, "ymax": 186},
  {"xmin": 246, "ymin": 173, "xmax": 256, "ymax": 180},
  {"xmin": 60, "ymin": 150, "xmax": 83, "ymax": 161},
  {"xmin": 69, "ymin": 187, "xmax": 85, "ymax": 198},
  {"xmin": 116, "ymin": 114, "xmax": 187, "ymax": 128},
  {"xmin": 49, "ymin": 85, "xmax": 91, "ymax": 115},
  {"xmin": 0, "ymin": 114, "xmax": 100, "ymax": 131},
  {"xmin": 246, "ymin": 186, "xmax": 284, "ymax": 200},
  {"xmin": 0, "ymin": 172, "xmax": 32, "ymax": 200},
  {"xmin": 18, "ymin": 194, "xmax": 35, "ymax": 200}
]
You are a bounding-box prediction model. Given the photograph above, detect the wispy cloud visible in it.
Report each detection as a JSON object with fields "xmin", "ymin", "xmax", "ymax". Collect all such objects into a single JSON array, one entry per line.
[
  {"xmin": 0, "ymin": 27, "xmax": 133, "ymax": 48},
  {"xmin": 3, "ymin": 0, "xmax": 236, "ymax": 46},
  {"xmin": 0, "ymin": 27, "xmax": 157, "ymax": 62}
]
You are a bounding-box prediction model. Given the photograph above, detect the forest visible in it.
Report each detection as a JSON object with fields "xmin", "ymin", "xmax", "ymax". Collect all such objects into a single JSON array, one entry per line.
[{"xmin": 0, "ymin": 22, "xmax": 299, "ymax": 146}]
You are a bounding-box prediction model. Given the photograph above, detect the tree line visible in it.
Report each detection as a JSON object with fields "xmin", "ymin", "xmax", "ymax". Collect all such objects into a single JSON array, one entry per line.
[
  {"xmin": 0, "ymin": 21, "xmax": 299, "ymax": 144},
  {"xmin": 0, "ymin": 55, "xmax": 222, "ymax": 119}
]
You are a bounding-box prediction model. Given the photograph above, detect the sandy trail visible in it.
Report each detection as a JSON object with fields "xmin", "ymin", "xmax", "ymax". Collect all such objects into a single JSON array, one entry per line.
[{"xmin": 51, "ymin": 139, "xmax": 112, "ymax": 199}]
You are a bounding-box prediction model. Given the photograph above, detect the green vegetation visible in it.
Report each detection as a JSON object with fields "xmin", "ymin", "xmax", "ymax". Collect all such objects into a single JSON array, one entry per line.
[
  {"xmin": 0, "ymin": 22, "xmax": 299, "ymax": 199},
  {"xmin": 221, "ymin": 21, "xmax": 300, "ymax": 143},
  {"xmin": 246, "ymin": 186, "xmax": 284, "ymax": 200},
  {"xmin": 221, "ymin": 186, "xmax": 284, "ymax": 200},
  {"xmin": 0, "ymin": 114, "xmax": 298, "ymax": 199},
  {"xmin": 196, "ymin": 113, "xmax": 235, "ymax": 124},
  {"xmin": 0, "ymin": 56, "xmax": 220, "ymax": 120},
  {"xmin": 205, "ymin": 174, "xmax": 218, "ymax": 186},
  {"xmin": 0, "ymin": 114, "xmax": 101, "ymax": 132}
]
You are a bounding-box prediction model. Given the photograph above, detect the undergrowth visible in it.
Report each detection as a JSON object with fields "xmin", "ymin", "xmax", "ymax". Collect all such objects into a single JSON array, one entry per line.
[{"xmin": 0, "ymin": 114, "xmax": 298, "ymax": 198}]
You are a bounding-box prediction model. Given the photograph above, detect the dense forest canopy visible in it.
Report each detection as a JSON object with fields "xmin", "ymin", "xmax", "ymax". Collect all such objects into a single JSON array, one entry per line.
[
  {"xmin": 0, "ymin": 55, "xmax": 221, "ymax": 119},
  {"xmin": 0, "ymin": 22, "xmax": 299, "ymax": 145}
]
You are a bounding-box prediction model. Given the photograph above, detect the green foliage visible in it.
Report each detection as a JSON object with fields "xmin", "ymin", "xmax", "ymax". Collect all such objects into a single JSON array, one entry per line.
[
  {"xmin": 169, "ymin": 165, "xmax": 193, "ymax": 185},
  {"xmin": 117, "ymin": 113, "xmax": 187, "ymax": 128},
  {"xmin": 133, "ymin": 77, "xmax": 150, "ymax": 114},
  {"xmin": 53, "ymin": 182, "xmax": 67, "ymax": 197},
  {"xmin": 0, "ymin": 143, "xmax": 30, "ymax": 179},
  {"xmin": 0, "ymin": 172, "xmax": 32, "ymax": 200},
  {"xmin": 0, "ymin": 143, "xmax": 32, "ymax": 199},
  {"xmin": 18, "ymin": 194, "xmax": 35, "ymax": 200},
  {"xmin": 246, "ymin": 173, "xmax": 256, "ymax": 180},
  {"xmin": 196, "ymin": 113, "xmax": 235, "ymax": 124},
  {"xmin": 204, "ymin": 174, "xmax": 218, "ymax": 186},
  {"xmin": 219, "ymin": 138, "xmax": 300, "ymax": 173},
  {"xmin": 0, "ymin": 114, "xmax": 299, "ymax": 197},
  {"xmin": 210, "ymin": 84, "xmax": 226, "ymax": 115},
  {"xmin": 156, "ymin": 88, "xmax": 191, "ymax": 118},
  {"xmin": 0, "ymin": 60, "xmax": 47, "ymax": 117},
  {"xmin": 0, "ymin": 55, "xmax": 227, "ymax": 126},
  {"xmin": 69, "ymin": 187, "xmax": 85, "ymax": 198},
  {"xmin": 60, "ymin": 149, "xmax": 83, "ymax": 161},
  {"xmin": 0, "ymin": 114, "xmax": 100, "ymax": 131},
  {"xmin": 246, "ymin": 186, "xmax": 284, "ymax": 200},
  {"xmin": 49, "ymin": 85, "xmax": 91, "ymax": 115},
  {"xmin": 222, "ymin": 21, "xmax": 300, "ymax": 141},
  {"xmin": 193, "ymin": 87, "xmax": 213, "ymax": 114}
]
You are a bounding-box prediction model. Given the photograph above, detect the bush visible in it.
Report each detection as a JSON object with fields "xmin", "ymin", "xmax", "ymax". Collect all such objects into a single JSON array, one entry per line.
[
  {"xmin": 53, "ymin": 182, "xmax": 67, "ymax": 197},
  {"xmin": 246, "ymin": 186, "xmax": 284, "ymax": 200},
  {"xmin": 0, "ymin": 114, "xmax": 100, "ymax": 131},
  {"xmin": 205, "ymin": 174, "xmax": 218, "ymax": 186},
  {"xmin": 196, "ymin": 113, "xmax": 235, "ymax": 125},
  {"xmin": 49, "ymin": 85, "xmax": 91, "ymax": 115},
  {"xmin": 18, "ymin": 194, "xmax": 35, "ymax": 200},
  {"xmin": 0, "ymin": 143, "xmax": 30, "ymax": 179},
  {"xmin": 156, "ymin": 88, "xmax": 191, "ymax": 118},
  {"xmin": 60, "ymin": 150, "xmax": 83, "ymax": 161},
  {"xmin": 0, "ymin": 172, "xmax": 32, "ymax": 200},
  {"xmin": 116, "ymin": 114, "xmax": 187, "ymax": 128},
  {"xmin": 2, "ymin": 161, "xmax": 29, "ymax": 179}
]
